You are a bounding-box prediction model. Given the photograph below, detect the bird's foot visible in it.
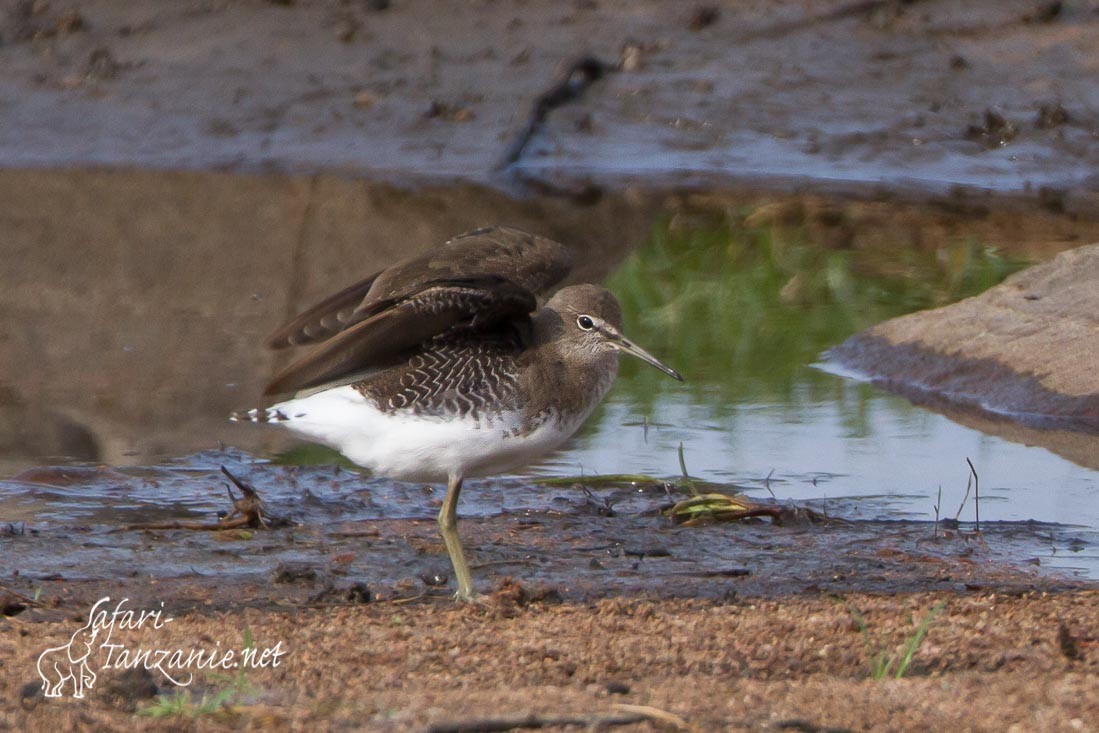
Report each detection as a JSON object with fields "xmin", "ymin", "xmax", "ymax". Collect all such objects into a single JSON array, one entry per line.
[{"xmin": 452, "ymin": 588, "xmax": 488, "ymax": 605}]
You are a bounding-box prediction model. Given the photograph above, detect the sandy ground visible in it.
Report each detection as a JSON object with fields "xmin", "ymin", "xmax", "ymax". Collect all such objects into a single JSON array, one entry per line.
[{"xmin": 3, "ymin": 586, "xmax": 1097, "ymax": 731}]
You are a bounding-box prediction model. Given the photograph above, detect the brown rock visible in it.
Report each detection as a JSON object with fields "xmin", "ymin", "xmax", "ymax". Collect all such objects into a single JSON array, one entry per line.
[{"xmin": 830, "ymin": 243, "xmax": 1099, "ymax": 431}]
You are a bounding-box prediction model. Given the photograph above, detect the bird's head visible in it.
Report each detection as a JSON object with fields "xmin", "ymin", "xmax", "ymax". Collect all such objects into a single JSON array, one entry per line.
[{"xmin": 543, "ymin": 284, "xmax": 683, "ymax": 381}]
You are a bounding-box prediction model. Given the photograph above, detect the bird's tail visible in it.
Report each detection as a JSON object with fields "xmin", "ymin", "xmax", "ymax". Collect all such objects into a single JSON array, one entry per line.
[{"xmin": 229, "ymin": 407, "xmax": 290, "ymax": 424}]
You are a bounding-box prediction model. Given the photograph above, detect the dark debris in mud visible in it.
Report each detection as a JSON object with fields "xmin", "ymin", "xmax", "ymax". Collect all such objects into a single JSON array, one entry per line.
[
  {"xmin": 965, "ymin": 108, "xmax": 1017, "ymax": 149},
  {"xmin": 499, "ymin": 53, "xmax": 613, "ymax": 170},
  {"xmin": 113, "ymin": 466, "xmax": 295, "ymax": 532}
]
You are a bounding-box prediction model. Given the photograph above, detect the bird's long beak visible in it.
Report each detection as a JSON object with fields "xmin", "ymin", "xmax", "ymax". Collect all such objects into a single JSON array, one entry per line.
[{"xmin": 611, "ymin": 333, "xmax": 684, "ymax": 382}]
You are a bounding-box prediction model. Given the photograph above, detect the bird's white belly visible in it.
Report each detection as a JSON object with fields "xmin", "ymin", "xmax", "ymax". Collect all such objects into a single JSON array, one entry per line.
[{"xmin": 270, "ymin": 386, "xmax": 578, "ymax": 483}]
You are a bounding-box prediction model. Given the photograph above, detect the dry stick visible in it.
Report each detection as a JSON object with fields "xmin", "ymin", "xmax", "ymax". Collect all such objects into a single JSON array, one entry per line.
[
  {"xmin": 426, "ymin": 711, "xmax": 649, "ymax": 733},
  {"xmin": 115, "ymin": 466, "xmax": 293, "ymax": 532},
  {"xmin": 966, "ymin": 457, "xmax": 980, "ymax": 533},
  {"xmin": 220, "ymin": 465, "xmax": 268, "ymax": 527},
  {"xmin": 498, "ymin": 55, "xmax": 611, "ymax": 169},
  {"xmin": 678, "ymin": 441, "xmax": 699, "ymax": 497},
  {"xmin": 611, "ymin": 703, "xmax": 694, "ymax": 731},
  {"xmin": 764, "ymin": 468, "xmax": 776, "ymax": 500},
  {"xmin": 732, "ymin": 0, "xmax": 890, "ymax": 43},
  {"xmin": 113, "ymin": 518, "xmax": 255, "ymax": 532},
  {"xmin": 470, "ymin": 559, "xmax": 536, "ymax": 570},
  {"xmin": 933, "ymin": 484, "xmax": 942, "ymax": 539},
  {"xmin": 954, "ymin": 462, "xmax": 972, "ymax": 523},
  {"xmin": 0, "ymin": 583, "xmax": 45, "ymax": 607},
  {"xmin": 426, "ymin": 703, "xmax": 693, "ymax": 733}
]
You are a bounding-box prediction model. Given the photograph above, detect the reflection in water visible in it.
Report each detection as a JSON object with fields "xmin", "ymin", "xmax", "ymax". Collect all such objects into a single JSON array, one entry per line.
[
  {"xmin": 544, "ymin": 214, "xmax": 1098, "ymax": 577},
  {"xmin": 607, "ymin": 212, "xmax": 1024, "ymax": 408}
]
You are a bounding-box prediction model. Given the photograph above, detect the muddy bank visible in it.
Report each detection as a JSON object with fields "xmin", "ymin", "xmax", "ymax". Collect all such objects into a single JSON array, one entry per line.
[
  {"xmin": 2, "ymin": 1, "xmax": 1099, "ymax": 203},
  {"xmin": 830, "ymin": 243, "xmax": 1099, "ymax": 437},
  {"xmin": 5, "ymin": 452, "xmax": 1091, "ymax": 612},
  {"xmin": 4, "ymin": 590, "xmax": 1097, "ymax": 731}
]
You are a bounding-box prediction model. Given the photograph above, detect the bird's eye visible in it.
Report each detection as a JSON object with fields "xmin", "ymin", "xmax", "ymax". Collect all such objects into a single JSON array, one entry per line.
[{"xmin": 576, "ymin": 315, "xmax": 595, "ymax": 331}]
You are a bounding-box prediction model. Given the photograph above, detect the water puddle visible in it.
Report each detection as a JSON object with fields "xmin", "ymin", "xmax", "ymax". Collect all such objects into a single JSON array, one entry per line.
[
  {"xmin": 2, "ymin": 196, "xmax": 1097, "ymax": 599},
  {"xmin": 549, "ymin": 216, "xmax": 1099, "ymax": 578}
]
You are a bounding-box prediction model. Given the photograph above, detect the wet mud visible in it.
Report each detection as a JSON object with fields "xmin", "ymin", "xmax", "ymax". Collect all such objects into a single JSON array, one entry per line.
[
  {"xmin": 3, "ymin": 1, "xmax": 1099, "ymax": 204},
  {"xmin": 2, "ymin": 452, "xmax": 1090, "ymax": 620}
]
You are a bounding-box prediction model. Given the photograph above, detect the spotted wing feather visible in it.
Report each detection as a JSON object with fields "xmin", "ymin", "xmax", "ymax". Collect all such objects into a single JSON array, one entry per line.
[
  {"xmin": 354, "ymin": 327, "xmax": 526, "ymax": 421},
  {"xmin": 264, "ymin": 278, "xmax": 535, "ymax": 395}
]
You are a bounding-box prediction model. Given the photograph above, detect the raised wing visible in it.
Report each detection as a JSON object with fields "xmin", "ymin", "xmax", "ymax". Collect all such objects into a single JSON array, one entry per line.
[
  {"xmin": 262, "ymin": 226, "xmax": 573, "ymax": 395},
  {"xmin": 266, "ymin": 226, "xmax": 572, "ymax": 351},
  {"xmin": 266, "ymin": 273, "xmax": 380, "ymax": 349}
]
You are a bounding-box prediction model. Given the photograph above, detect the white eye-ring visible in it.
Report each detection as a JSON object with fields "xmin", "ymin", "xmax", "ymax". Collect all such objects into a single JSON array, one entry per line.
[{"xmin": 576, "ymin": 315, "xmax": 595, "ymax": 330}]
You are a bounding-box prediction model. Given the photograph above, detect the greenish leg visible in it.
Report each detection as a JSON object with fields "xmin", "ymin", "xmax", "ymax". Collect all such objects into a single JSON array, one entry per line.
[{"xmin": 438, "ymin": 475, "xmax": 477, "ymax": 602}]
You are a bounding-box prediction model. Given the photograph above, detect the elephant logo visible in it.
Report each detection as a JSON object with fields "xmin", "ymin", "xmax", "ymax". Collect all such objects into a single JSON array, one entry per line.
[{"xmin": 36, "ymin": 597, "xmax": 109, "ymax": 698}]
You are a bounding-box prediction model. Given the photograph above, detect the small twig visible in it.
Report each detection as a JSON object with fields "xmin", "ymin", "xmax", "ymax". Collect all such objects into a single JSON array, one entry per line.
[
  {"xmin": 220, "ymin": 465, "xmax": 269, "ymax": 528},
  {"xmin": 426, "ymin": 703, "xmax": 693, "ymax": 733},
  {"xmin": 426, "ymin": 711, "xmax": 648, "ymax": 733},
  {"xmin": 732, "ymin": 0, "xmax": 890, "ymax": 43},
  {"xmin": 678, "ymin": 442, "xmax": 699, "ymax": 497},
  {"xmin": 113, "ymin": 518, "xmax": 255, "ymax": 532},
  {"xmin": 470, "ymin": 559, "xmax": 537, "ymax": 570},
  {"xmin": 387, "ymin": 592, "xmax": 431, "ymax": 606},
  {"xmin": 611, "ymin": 703, "xmax": 694, "ymax": 731},
  {"xmin": 0, "ymin": 583, "xmax": 45, "ymax": 607},
  {"xmin": 966, "ymin": 457, "xmax": 980, "ymax": 534},
  {"xmin": 114, "ymin": 467, "xmax": 294, "ymax": 532},
  {"xmin": 497, "ymin": 55, "xmax": 612, "ymax": 169},
  {"xmin": 933, "ymin": 484, "xmax": 942, "ymax": 539},
  {"xmin": 954, "ymin": 463, "xmax": 972, "ymax": 523}
]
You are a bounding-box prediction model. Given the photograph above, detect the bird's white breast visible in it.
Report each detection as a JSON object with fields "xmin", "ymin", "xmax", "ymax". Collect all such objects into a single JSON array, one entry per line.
[{"xmin": 268, "ymin": 386, "xmax": 581, "ymax": 482}]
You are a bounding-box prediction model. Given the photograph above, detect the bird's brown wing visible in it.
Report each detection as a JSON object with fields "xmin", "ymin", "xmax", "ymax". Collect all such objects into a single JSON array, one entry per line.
[
  {"xmin": 266, "ymin": 273, "xmax": 381, "ymax": 349},
  {"xmin": 361, "ymin": 226, "xmax": 573, "ymax": 309},
  {"xmin": 264, "ymin": 278, "xmax": 538, "ymax": 396},
  {"xmin": 265, "ymin": 226, "xmax": 571, "ymax": 350},
  {"xmin": 262, "ymin": 227, "xmax": 573, "ymax": 396}
]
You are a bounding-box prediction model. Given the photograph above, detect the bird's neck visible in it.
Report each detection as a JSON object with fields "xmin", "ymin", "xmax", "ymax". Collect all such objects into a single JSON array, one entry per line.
[{"xmin": 520, "ymin": 314, "xmax": 619, "ymax": 431}]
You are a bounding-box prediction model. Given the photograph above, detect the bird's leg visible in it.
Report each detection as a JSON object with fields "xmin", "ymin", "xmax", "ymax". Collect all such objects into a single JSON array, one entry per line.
[{"xmin": 438, "ymin": 474, "xmax": 477, "ymax": 602}]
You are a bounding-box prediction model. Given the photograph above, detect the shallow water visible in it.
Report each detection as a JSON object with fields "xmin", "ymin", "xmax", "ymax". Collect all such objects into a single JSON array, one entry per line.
[
  {"xmin": 549, "ymin": 218, "xmax": 1098, "ymax": 577},
  {"xmin": 1, "ymin": 209, "xmax": 1096, "ymax": 589}
]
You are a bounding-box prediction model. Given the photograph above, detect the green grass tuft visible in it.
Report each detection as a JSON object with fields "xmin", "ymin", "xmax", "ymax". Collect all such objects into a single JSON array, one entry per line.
[{"xmin": 851, "ymin": 601, "xmax": 946, "ymax": 679}]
